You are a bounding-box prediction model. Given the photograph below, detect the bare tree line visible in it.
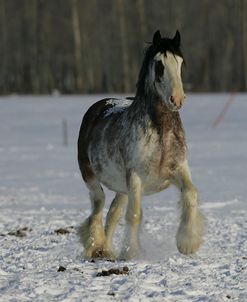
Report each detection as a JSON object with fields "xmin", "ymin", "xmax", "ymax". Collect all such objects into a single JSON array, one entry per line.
[{"xmin": 0, "ymin": 0, "xmax": 246, "ymax": 94}]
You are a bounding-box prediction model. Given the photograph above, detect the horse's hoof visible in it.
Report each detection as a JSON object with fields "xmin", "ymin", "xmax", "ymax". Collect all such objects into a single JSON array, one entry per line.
[
  {"xmin": 84, "ymin": 248, "xmax": 116, "ymax": 261},
  {"xmin": 118, "ymin": 246, "xmax": 139, "ymax": 260},
  {"xmin": 176, "ymin": 211, "xmax": 204, "ymax": 255},
  {"xmin": 176, "ymin": 230, "xmax": 202, "ymax": 255},
  {"xmin": 176, "ymin": 240, "xmax": 201, "ymax": 255}
]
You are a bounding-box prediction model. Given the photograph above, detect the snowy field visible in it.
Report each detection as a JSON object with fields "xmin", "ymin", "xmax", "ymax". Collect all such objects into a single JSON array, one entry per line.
[{"xmin": 0, "ymin": 94, "xmax": 246, "ymax": 302}]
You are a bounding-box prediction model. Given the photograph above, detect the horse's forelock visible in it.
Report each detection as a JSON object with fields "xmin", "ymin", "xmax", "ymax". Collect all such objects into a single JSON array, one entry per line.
[{"xmin": 158, "ymin": 38, "xmax": 184, "ymax": 60}]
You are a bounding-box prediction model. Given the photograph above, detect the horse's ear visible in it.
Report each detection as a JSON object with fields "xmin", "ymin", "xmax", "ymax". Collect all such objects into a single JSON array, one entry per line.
[
  {"xmin": 173, "ymin": 30, "xmax": 181, "ymax": 47},
  {"xmin": 153, "ymin": 30, "xmax": 161, "ymax": 46}
]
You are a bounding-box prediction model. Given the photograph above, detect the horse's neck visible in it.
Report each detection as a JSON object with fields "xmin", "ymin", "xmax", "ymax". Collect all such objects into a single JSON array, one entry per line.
[
  {"xmin": 133, "ymin": 79, "xmax": 176, "ymax": 123},
  {"xmin": 130, "ymin": 94, "xmax": 179, "ymax": 132}
]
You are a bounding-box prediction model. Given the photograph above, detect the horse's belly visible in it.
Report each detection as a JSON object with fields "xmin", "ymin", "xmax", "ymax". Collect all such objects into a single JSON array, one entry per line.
[
  {"xmin": 96, "ymin": 166, "xmax": 171, "ymax": 195},
  {"xmin": 100, "ymin": 171, "xmax": 127, "ymax": 193},
  {"xmin": 90, "ymin": 158, "xmax": 127, "ymax": 193}
]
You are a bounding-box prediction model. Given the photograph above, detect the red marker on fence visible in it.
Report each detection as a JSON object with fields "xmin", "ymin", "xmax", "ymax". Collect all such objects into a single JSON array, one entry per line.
[{"xmin": 212, "ymin": 92, "xmax": 237, "ymax": 128}]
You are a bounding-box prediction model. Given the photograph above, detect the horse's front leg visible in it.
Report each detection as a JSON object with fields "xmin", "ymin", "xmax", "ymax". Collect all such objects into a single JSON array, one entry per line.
[
  {"xmin": 174, "ymin": 161, "xmax": 204, "ymax": 255},
  {"xmin": 120, "ymin": 172, "xmax": 142, "ymax": 260}
]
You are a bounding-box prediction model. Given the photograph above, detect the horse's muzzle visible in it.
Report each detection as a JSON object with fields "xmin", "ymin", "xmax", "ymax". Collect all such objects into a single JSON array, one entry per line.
[{"xmin": 169, "ymin": 94, "xmax": 186, "ymax": 110}]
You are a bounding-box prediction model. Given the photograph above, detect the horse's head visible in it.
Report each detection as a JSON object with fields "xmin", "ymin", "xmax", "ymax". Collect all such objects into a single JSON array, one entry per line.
[
  {"xmin": 151, "ymin": 30, "xmax": 186, "ymax": 111},
  {"xmin": 136, "ymin": 30, "xmax": 186, "ymax": 111}
]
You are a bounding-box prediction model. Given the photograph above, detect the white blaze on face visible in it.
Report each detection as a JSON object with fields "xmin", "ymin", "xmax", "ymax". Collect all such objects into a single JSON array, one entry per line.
[{"xmin": 154, "ymin": 51, "xmax": 185, "ymax": 109}]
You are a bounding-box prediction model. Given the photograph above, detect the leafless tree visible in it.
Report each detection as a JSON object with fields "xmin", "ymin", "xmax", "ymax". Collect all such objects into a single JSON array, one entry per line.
[{"xmin": 0, "ymin": 0, "xmax": 246, "ymax": 94}]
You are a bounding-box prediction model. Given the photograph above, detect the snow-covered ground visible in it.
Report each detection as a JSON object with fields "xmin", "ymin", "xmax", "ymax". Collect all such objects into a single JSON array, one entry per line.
[{"xmin": 0, "ymin": 94, "xmax": 246, "ymax": 302}]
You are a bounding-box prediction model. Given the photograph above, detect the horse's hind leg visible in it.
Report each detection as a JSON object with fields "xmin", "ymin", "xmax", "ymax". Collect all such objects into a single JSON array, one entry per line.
[
  {"xmin": 78, "ymin": 177, "xmax": 111, "ymax": 259},
  {"xmin": 174, "ymin": 160, "xmax": 204, "ymax": 255},
  {"xmin": 105, "ymin": 193, "xmax": 128, "ymax": 254}
]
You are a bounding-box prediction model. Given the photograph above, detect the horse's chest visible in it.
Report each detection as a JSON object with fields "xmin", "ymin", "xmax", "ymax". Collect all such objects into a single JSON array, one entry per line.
[{"xmin": 133, "ymin": 131, "xmax": 181, "ymax": 184}]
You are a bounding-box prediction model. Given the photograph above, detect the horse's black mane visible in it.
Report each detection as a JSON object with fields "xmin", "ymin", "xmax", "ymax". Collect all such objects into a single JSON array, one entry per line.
[{"xmin": 136, "ymin": 33, "xmax": 184, "ymax": 98}]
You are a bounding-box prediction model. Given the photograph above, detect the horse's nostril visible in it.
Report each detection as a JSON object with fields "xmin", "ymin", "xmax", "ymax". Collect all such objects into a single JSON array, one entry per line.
[{"xmin": 170, "ymin": 96, "xmax": 175, "ymax": 104}]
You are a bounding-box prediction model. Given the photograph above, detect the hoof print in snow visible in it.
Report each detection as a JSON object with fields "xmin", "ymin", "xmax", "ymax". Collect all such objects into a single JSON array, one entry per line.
[
  {"xmin": 54, "ymin": 226, "xmax": 75, "ymax": 235},
  {"xmin": 96, "ymin": 266, "xmax": 129, "ymax": 277},
  {"xmin": 226, "ymin": 295, "xmax": 231, "ymax": 299},
  {"xmin": 54, "ymin": 228, "xmax": 71, "ymax": 235},
  {"xmin": 106, "ymin": 258, "xmax": 116, "ymax": 263},
  {"xmin": 73, "ymin": 268, "xmax": 83, "ymax": 274},
  {"xmin": 8, "ymin": 227, "xmax": 31, "ymax": 237},
  {"xmin": 107, "ymin": 292, "xmax": 115, "ymax": 296},
  {"xmin": 122, "ymin": 266, "xmax": 129, "ymax": 273},
  {"xmin": 89, "ymin": 259, "xmax": 96, "ymax": 263},
  {"xmin": 57, "ymin": 266, "xmax": 66, "ymax": 272}
]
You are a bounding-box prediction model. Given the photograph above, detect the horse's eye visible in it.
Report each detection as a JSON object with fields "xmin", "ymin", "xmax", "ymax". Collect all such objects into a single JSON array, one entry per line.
[{"xmin": 155, "ymin": 60, "xmax": 164, "ymax": 82}]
